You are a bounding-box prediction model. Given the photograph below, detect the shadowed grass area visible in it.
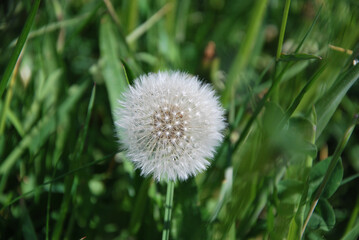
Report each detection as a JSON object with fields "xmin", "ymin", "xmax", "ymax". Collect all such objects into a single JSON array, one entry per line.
[{"xmin": 1, "ymin": 0, "xmax": 359, "ymax": 239}]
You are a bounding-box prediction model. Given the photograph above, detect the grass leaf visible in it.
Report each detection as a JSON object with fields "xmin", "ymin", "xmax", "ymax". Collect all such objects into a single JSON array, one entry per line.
[
  {"xmin": 279, "ymin": 53, "xmax": 322, "ymax": 62},
  {"xmin": 99, "ymin": 16, "xmax": 129, "ymax": 115},
  {"xmin": 0, "ymin": 0, "xmax": 41, "ymax": 98},
  {"xmin": 0, "ymin": 81, "xmax": 89, "ymax": 175},
  {"xmin": 315, "ymin": 65, "xmax": 359, "ymax": 138}
]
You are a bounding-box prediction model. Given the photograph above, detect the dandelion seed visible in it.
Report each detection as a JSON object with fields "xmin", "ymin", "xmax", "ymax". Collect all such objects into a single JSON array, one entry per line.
[{"xmin": 115, "ymin": 71, "xmax": 225, "ymax": 181}]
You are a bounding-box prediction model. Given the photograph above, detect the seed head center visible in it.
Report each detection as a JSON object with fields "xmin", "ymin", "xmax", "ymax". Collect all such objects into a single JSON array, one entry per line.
[{"xmin": 152, "ymin": 106, "xmax": 185, "ymax": 142}]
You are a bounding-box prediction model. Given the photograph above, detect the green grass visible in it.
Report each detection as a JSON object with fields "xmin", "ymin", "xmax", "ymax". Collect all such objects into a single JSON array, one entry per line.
[{"xmin": 1, "ymin": 0, "xmax": 359, "ymax": 239}]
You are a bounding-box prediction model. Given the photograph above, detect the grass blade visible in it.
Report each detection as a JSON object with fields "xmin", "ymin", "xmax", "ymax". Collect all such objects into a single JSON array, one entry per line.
[
  {"xmin": 344, "ymin": 195, "xmax": 359, "ymax": 237},
  {"xmin": 52, "ymin": 84, "xmax": 96, "ymax": 240},
  {"xmin": 74, "ymin": 84, "xmax": 96, "ymax": 160},
  {"xmin": 279, "ymin": 53, "xmax": 322, "ymax": 62},
  {"xmin": 0, "ymin": 0, "xmax": 41, "ymax": 98},
  {"xmin": 285, "ymin": 63, "xmax": 327, "ymax": 118},
  {"xmin": 276, "ymin": 0, "xmax": 291, "ymax": 60},
  {"xmin": 20, "ymin": 203, "xmax": 38, "ymax": 240},
  {"xmin": 0, "ymin": 81, "xmax": 89, "ymax": 176},
  {"xmin": 302, "ymin": 115, "xmax": 358, "ymax": 237},
  {"xmin": 126, "ymin": 3, "xmax": 173, "ymax": 44},
  {"xmin": 129, "ymin": 178, "xmax": 151, "ymax": 234},
  {"xmin": 222, "ymin": 0, "xmax": 269, "ymax": 105},
  {"xmin": 342, "ymin": 221, "xmax": 359, "ymax": 240},
  {"xmin": 1, "ymin": 153, "xmax": 114, "ymax": 211},
  {"xmin": 0, "ymin": 49, "xmax": 23, "ymax": 134},
  {"xmin": 100, "ymin": 17, "xmax": 129, "ymax": 115},
  {"xmin": 294, "ymin": 5, "xmax": 322, "ymax": 53},
  {"xmin": 9, "ymin": 13, "xmax": 90, "ymax": 48},
  {"xmin": 121, "ymin": 60, "xmax": 136, "ymax": 86},
  {"xmin": 315, "ymin": 65, "xmax": 359, "ymax": 138}
]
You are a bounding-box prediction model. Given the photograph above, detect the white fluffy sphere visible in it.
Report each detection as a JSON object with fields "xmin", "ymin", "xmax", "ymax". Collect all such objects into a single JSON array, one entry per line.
[{"xmin": 115, "ymin": 71, "xmax": 225, "ymax": 181}]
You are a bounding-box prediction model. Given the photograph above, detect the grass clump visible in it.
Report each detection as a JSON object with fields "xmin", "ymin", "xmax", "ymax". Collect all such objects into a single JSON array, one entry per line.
[{"xmin": 1, "ymin": 0, "xmax": 359, "ymax": 239}]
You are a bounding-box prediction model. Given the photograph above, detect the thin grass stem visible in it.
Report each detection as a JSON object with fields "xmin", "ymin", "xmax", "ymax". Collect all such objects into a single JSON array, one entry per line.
[
  {"xmin": 344, "ymin": 195, "xmax": 359, "ymax": 235},
  {"xmin": 126, "ymin": 3, "xmax": 173, "ymax": 44},
  {"xmin": 103, "ymin": 0, "xmax": 121, "ymax": 28},
  {"xmin": 276, "ymin": 0, "xmax": 291, "ymax": 60}
]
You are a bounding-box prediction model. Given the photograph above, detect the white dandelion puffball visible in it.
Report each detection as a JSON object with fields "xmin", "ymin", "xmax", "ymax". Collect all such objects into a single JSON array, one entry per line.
[{"xmin": 115, "ymin": 71, "xmax": 225, "ymax": 181}]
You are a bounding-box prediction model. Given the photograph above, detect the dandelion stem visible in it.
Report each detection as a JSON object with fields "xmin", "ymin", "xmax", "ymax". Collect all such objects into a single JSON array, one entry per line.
[{"xmin": 162, "ymin": 180, "xmax": 175, "ymax": 240}]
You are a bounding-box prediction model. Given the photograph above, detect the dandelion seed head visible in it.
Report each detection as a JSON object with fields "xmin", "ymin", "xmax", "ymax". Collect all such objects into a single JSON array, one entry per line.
[{"xmin": 115, "ymin": 71, "xmax": 225, "ymax": 181}]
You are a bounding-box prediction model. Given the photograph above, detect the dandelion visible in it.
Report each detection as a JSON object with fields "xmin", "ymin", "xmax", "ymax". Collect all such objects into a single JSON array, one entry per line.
[{"xmin": 115, "ymin": 71, "xmax": 225, "ymax": 181}]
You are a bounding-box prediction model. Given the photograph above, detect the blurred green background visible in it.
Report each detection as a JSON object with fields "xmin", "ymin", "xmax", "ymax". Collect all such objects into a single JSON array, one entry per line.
[{"xmin": 1, "ymin": 0, "xmax": 359, "ymax": 239}]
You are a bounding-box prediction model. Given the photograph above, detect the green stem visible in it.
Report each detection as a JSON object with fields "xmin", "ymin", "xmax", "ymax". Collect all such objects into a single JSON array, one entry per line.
[
  {"xmin": 162, "ymin": 180, "xmax": 175, "ymax": 240},
  {"xmin": 273, "ymin": 0, "xmax": 291, "ymax": 101},
  {"xmin": 301, "ymin": 114, "xmax": 358, "ymax": 237},
  {"xmin": 276, "ymin": 0, "xmax": 291, "ymax": 60}
]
